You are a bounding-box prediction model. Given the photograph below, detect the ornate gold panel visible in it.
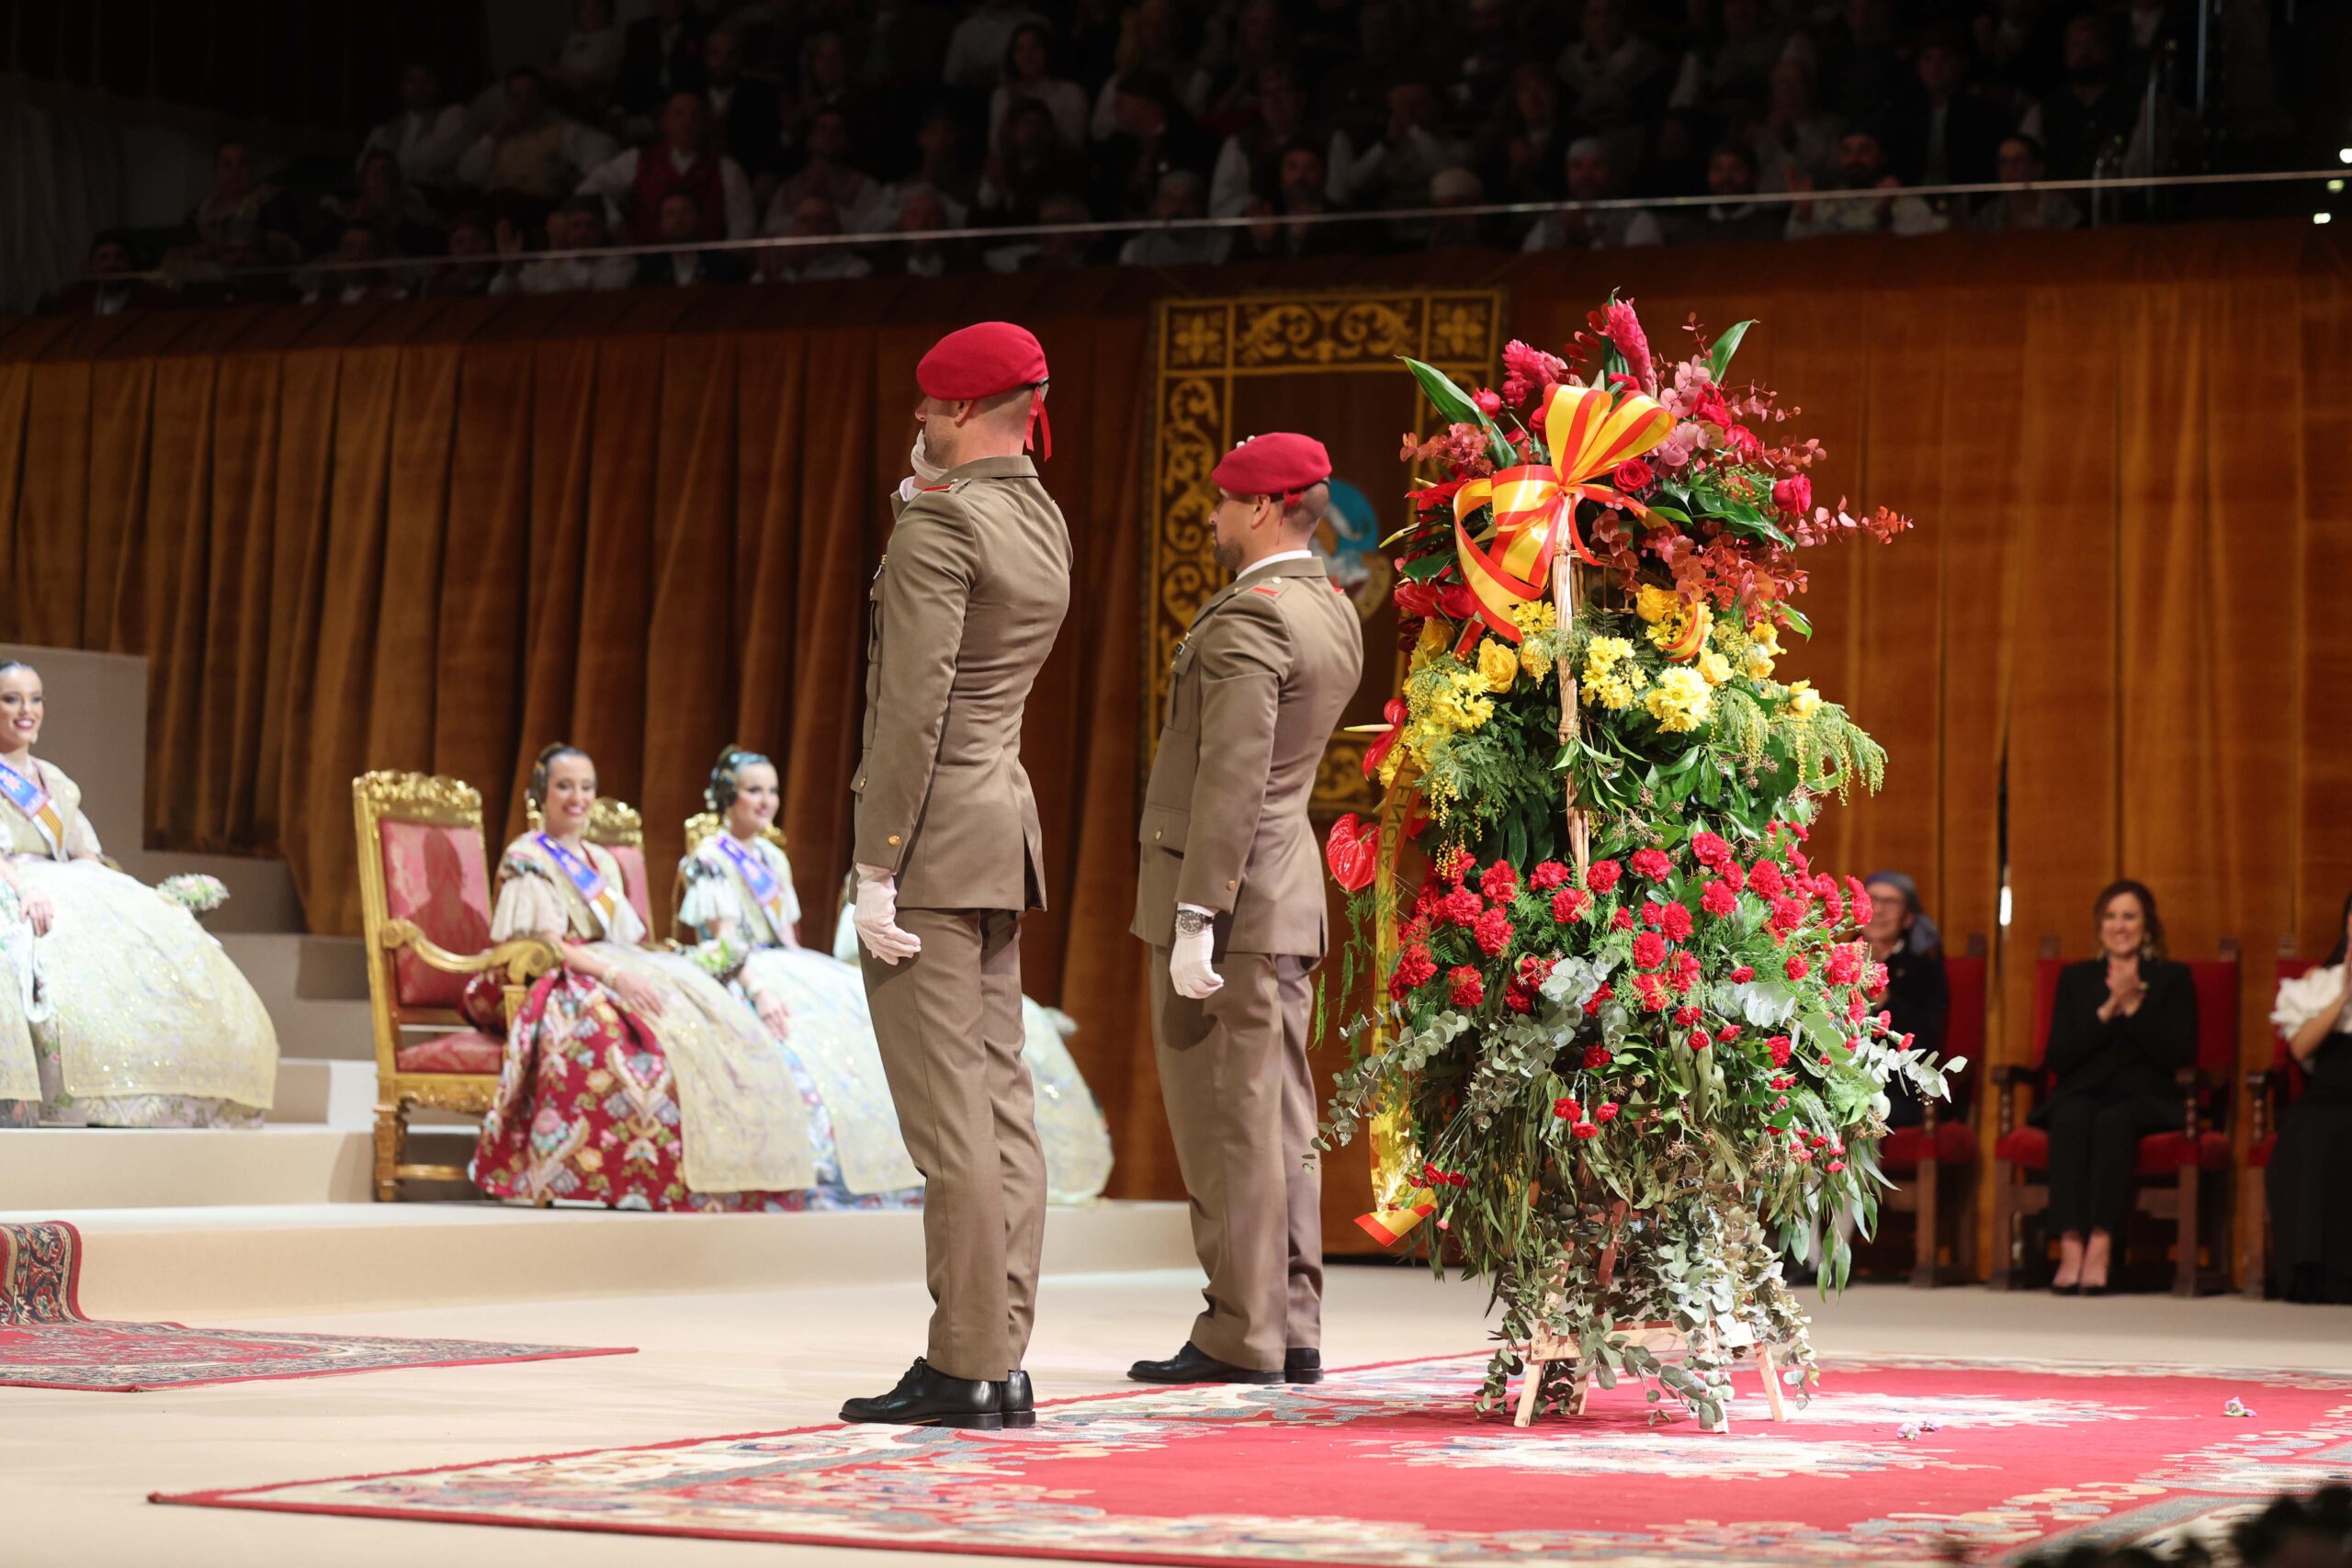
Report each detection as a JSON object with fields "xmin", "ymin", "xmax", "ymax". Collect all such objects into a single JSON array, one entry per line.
[{"xmin": 1145, "ymin": 288, "xmax": 1504, "ymax": 816}]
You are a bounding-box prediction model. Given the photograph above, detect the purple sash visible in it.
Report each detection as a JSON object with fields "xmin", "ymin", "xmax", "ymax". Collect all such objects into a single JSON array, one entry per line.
[
  {"xmin": 536, "ymin": 833, "xmax": 620, "ymax": 933},
  {"xmin": 715, "ymin": 834, "xmax": 789, "ymax": 939}
]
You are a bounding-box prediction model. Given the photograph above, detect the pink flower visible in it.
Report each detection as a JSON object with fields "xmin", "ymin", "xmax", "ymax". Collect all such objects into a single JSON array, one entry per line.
[
  {"xmin": 1500, "ymin": 340, "xmax": 1567, "ymax": 407},
  {"xmin": 1601, "ymin": 300, "xmax": 1657, "ymax": 394}
]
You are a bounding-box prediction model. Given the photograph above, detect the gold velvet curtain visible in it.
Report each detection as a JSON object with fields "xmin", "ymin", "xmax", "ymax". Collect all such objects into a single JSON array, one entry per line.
[{"xmin": 3, "ymin": 226, "xmax": 2348, "ymax": 1233}]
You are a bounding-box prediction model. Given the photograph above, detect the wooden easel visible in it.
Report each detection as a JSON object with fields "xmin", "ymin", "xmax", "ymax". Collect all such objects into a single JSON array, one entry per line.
[{"xmin": 1512, "ymin": 564, "xmax": 1793, "ymax": 1432}]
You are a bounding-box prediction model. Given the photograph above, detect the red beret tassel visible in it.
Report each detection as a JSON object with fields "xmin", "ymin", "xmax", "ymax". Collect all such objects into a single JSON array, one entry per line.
[{"xmin": 1027, "ymin": 387, "xmax": 1051, "ymax": 461}]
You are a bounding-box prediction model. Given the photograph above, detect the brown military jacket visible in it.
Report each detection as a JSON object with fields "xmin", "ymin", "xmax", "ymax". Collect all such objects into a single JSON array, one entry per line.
[
  {"xmin": 854, "ymin": 454, "xmax": 1071, "ymax": 912},
  {"xmin": 1131, "ymin": 555, "xmax": 1364, "ymax": 957}
]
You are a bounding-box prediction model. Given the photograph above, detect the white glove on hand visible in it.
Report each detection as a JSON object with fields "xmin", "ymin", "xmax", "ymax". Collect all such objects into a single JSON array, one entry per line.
[
  {"xmin": 1170, "ymin": 922, "xmax": 1224, "ymax": 1000},
  {"xmin": 854, "ymin": 864, "xmax": 922, "ymax": 964}
]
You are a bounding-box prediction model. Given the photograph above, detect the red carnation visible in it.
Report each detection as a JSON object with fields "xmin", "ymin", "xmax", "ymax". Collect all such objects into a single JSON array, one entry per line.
[
  {"xmin": 1787, "ymin": 845, "xmax": 1811, "ymax": 876},
  {"xmin": 1688, "ymin": 1028, "xmax": 1713, "ymax": 1051},
  {"xmin": 1503, "ymin": 982, "xmax": 1534, "ymax": 1013},
  {"xmin": 1785, "ymin": 953, "xmax": 1811, "ymax": 981},
  {"xmin": 1611, "ymin": 908, "xmax": 1635, "ymax": 931},
  {"xmin": 1583, "ymin": 981, "xmax": 1615, "ymax": 1018},
  {"xmin": 1448, "ymin": 966, "xmax": 1485, "ymax": 1008},
  {"xmin": 1826, "ymin": 944, "xmax": 1863, "ymax": 987},
  {"xmin": 1633, "ymin": 931, "xmax": 1668, "ymax": 970},
  {"xmin": 1724, "ymin": 862, "xmax": 1747, "ymax": 893},
  {"xmin": 1551, "ymin": 887, "xmax": 1591, "ymax": 924},
  {"xmin": 1668, "ymin": 950, "xmax": 1702, "ymax": 993},
  {"xmin": 1479, "ymin": 861, "xmax": 1519, "ymax": 902},
  {"xmin": 1730, "ymin": 964, "xmax": 1755, "ymax": 982},
  {"xmin": 1701, "ymin": 881, "xmax": 1737, "ymax": 918},
  {"xmin": 1826, "ymin": 1159, "xmax": 1847, "ymax": 1173},
  {"xmin": 1846, "ymin": 990, "xmax": 1868, "ymax": 1022},
  {"xmin": 1641, "ymin": 901, "xmax": 1665, "ymax": 929},
  {"xmin": 1716, "ymin": 1023, "xmax": 1740, "ymax": 1043},
  {"xmin": 1594, "ymin": 1101, "xmax": 1620, "ymax": 1122},
  {"xmin": 1635, "ymin": 975, "xmax": 1670, "ymax": 1012},
  {"xmin": 1394, "ymin": 942, "xmax": 1438, "ymax": 988},
  {"xmin": 1660, "ymin": 902, "xmax": 1694, "ymax": 941},
  {"xmin": 1586, "ymin": 860, "xmax": 1623, "ymax": 893},
  {"xmin": 1474, "ymin": 908, "xmax": 1515, "ymax": 956},
  {"xmin": 1690, "ymin": 830, "xmax": 1733, "ymax": 870},
  {"xmin": 1555, "ymin": 1097, "xmax": 1583, "ymax": 1122},
  {"xmin": 1612, "ymin": 457, "xmax": 1656, "ymax": 492},
  {"xmin": 1444, "ymin": 886, "xmax": 1485, "ymax": 926},
  {"xmin": 1748, "ymin": 860, "xmax": 1785, "ymax": 898},
  {"xmin": 1516, "ymin": 954, "xmax": 1555, "ymax": 987},
  {"xmin": 1434, "ymin": 846, "xmax": 1475, "ymax": 883},
  {"xmin": 1583, "ymin": 1044, "xmax": 1612, "ymax": 1069},
  {"xmin": 1530, "ymin": 860, "xmax": 1570, "ymax": 892},
  {"xmin": 1631, "ymin": 847, "xmax": 1674, "ymax": 881},
  {"xmin": 1772, "ymin": 473, "xmax": 1813, "ymax": 520},
  {"xmin": 1571, "ymin": 1121, "xmax": 1601, "ymax": 1140},
  {"xmin": 1673, "ymin": 1005, "xmax": 1701, "ymax": 1027}
]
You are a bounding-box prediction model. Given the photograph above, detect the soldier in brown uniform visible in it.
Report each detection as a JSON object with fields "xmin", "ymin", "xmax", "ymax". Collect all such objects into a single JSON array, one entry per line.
[
  {"xmin": 1128, "ymin": 433, "xmax": 1365, "ymax": 1386},
  {"xmin": 841, "ymin": 321, "xmax": 1070, "ymax": 1431}
]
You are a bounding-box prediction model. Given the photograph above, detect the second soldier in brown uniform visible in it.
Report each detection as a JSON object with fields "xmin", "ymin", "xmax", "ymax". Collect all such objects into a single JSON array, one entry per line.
[{"xmin": 1129, "ymin": 433, "xmax": 1365, "ymax": 1385}]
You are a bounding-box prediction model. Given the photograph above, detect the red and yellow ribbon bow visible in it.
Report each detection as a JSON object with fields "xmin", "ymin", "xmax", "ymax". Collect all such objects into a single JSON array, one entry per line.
[{"xmin": 1452, "ymin": 385, "xmax": 1676, "ymax": 642}]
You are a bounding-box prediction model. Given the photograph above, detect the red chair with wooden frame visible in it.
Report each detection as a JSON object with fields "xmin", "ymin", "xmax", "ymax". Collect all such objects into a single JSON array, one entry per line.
[
  {"xmin": 1988, "ymin": 946, "xmax": 2239, "ymax": 1294},
  {"xmin": 353, "ymin": 772, "xmax": 560, "ymax": 1201},
  {"xmin": 1877, "ymin": 952, "xmax": 1984, "ymax": 1286},
  {"xmin": 2241, "ymin": 956, "xmax": 2317, "ymax": 1299}
]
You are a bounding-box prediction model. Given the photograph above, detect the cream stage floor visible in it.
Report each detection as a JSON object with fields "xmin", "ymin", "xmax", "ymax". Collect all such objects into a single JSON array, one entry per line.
[{"xmin": 8, "ymin": 1224, "xmax": 2352, "ymax": 1568}]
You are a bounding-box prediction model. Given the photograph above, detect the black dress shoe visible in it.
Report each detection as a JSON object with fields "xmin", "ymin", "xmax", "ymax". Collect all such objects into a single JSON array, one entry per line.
[
  {"xmin": 1284, "ymin": 1348, "xmax": 1324, "ymax": 1384},
  {"xmin": 1001, "ymin": 1370, "xmax": 1035, "ymax": 1428},
  {"xmin": 840, "ymin": 1358, "xmax": 1003, "ymax": 1429},
  {"xmin": 1128, "ymin": 1342, "xmax": 1283, "ymax": 1384}
]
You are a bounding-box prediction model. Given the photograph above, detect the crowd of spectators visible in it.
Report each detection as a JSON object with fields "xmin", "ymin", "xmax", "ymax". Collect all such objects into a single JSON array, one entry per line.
[{"xmin": 40, "ymin": 0, "xmax": 2319, "ymax": 314}]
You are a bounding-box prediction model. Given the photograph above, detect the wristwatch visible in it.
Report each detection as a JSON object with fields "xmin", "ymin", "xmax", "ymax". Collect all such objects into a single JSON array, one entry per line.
[{"xmin": 1173, "ymin": 908, "xmax": 1214, "ymax": 938}]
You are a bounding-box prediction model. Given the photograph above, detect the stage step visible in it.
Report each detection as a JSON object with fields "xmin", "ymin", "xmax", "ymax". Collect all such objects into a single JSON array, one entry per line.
[
  {"xmin": 217, "ymin": 934, "xmax": 375, "ymax": 1063},
  {"xmin": 0, "ymin": 1125, "xmax": 481, "ymax": 1209},
  {"xmin": 269, "ymin": 1057, "xmax": 379, "ymax": 1127},
  {"xmin": 4, "ymin": 1200, "xmax": 1195, "ymax": 1318}
]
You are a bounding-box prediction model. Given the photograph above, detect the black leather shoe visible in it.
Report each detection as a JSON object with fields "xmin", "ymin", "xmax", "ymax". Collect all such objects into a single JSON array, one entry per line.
[
  {"xmin": 1284, "ymin": 1348, "xmax": 1324, "ymax": 1384},
  {"xmin": 1001, "ymin": 1370, "xmax": 1035, "ymax": 1427},
  {"xmin": 840, "ymin": 1358, "xmax": 1003, "ymax": 1429},
  {"xmin": 1128, "ymin": 1342, "xmax": 1283, "ymax": 1384}
]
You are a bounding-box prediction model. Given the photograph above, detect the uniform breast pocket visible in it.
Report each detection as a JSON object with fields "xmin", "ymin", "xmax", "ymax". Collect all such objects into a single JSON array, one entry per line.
[{"xmin": 1167, "ymin": 648, "xmax": 1200, "ymax": 733}]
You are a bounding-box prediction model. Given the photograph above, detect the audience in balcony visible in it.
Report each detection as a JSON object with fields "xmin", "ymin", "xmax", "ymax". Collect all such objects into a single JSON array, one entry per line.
[
  {"xmin": 1117, "ymin": 169, "xmax": 1229, "ymax": 266},
  {"xmin": 636, "ymin": 192, "xmax": 751, "ymax": 286},
  {"xmin": 491, "ymin": 200, "xmax": 635, "ymax": 295},
  {"xmin": 1861, "ymin": 871, "xmax": 1951, "ymax": 1130},
  {"xmin": 45, "ymin": 0, "xmax": 2301, "ymax": 311},
  {"xmin": 2032, "ymin": 879, "xmax": 2197, "ymax": 1296},
  {"xmin": 2266, "ymin": 892, "xmax": 2352, "ymax": 1303}
]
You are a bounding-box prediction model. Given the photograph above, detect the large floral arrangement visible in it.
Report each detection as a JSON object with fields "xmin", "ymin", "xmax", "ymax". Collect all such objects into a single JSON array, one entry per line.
[{"xmin": 1320, "ymin": 299, "xmax": 1962, "ymax": 1427}]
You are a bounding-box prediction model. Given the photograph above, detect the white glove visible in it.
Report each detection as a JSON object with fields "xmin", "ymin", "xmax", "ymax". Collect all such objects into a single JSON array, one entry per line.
[
  {"xmin": 853, "ymin": 863, "xmax": 922, "ymax": 964},
  {"xmin": 1170, "ymin": 920, "xmax": 1223, "ymax": 1000}
]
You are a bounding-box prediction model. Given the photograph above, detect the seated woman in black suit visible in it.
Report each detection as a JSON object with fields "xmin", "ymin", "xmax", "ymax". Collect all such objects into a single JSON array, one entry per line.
[
  {"xmin": 2034, "ymin": 878, "xmax": 2196, "ymax": 1294},
  {"xmin": 1861, "ymin": 870, "xmax": 1951, "ymax": 1129}
]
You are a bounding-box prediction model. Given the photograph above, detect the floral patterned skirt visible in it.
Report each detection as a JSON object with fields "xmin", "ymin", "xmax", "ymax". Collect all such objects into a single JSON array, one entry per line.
[{"xmin": 470, "ymin": 970, "xmax": 809, "ymax": 1213}]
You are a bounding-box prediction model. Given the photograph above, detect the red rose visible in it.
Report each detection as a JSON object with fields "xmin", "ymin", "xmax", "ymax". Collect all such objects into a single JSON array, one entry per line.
[
  {"xmin": 1474, "ymin": 908, "xmax": 1515, "ymax": 956},
  {"xmin": 1586, "ymin": 860, "xmax": 1623, "ymax": 893},
  {"xmin": 1551, "ymin": 887, "xmax": 1591, "ymax": 924},
  {"xmin": 1660, "ymin": 902, "xmax": 1694, "ymax": 941},
  {"xmin": 1474, "ymin": 388, "xmax": 1504, "ymax": 416},
  {"xmin": 1730, "ymin": 964, "xmax": 1755, "ymax": 983},
  {"xmin": 1768, "ymin": 1034, "xmax": 1793, "ymax": 1066},
  {"xmin": 1748, "ymin": 860, "xmax": 1785, "ymax": 898},
  {"xmin": 1611, "ymin": 908, "xmax": 1635, "ymax": 931},
  {"xmin": 1448, "ymin": 965, "xmax": 1486, "ymax": 1008},
  {"xmin": 1583, "ymin": 1044, "xmax": 1612, "ymax": 1069},
  {"xmin": 1594, "ymin": 1101, "xmax": 1620, "ymax": 1122},
  {"xmin": 1437, "ymin": 584, "xmax": 1478, "ymax": 621},
  {"xmin": 1701, "ymin": 881, "xmax": 1737, "ymax": 918},
  {"xmin": 1633, "ymin": 931, "xmax": 1668, "ymax": 970},
  {"xmin": 1555, "ymin": 1097, "xmax": 1582, "ymax": 1122},
  {"xmin": 1529, "ymin": 861, "xmax": 1570, "ymax": 892},
  {"xmin": 1693, "ymin": 387, "xmax": 1733, "ymax": 428},
  {"xmin": 1480, "ymin": 861, "xmax": 1519, "ymax": 902},
  {"xmin": 1785, "ymin": 953, "xmax": 1810, "ymax": 981},
  {"xmin": 1772, "ymin": 473, "xmax": 1813, "ymax": 520},
  {"xmin": 1612, "ymin": 457, "xmax": 1656, "ymax": 492},
  {"xmin": 1630, "ymin": 847, "xmax": 1673, "ymax": 881}
]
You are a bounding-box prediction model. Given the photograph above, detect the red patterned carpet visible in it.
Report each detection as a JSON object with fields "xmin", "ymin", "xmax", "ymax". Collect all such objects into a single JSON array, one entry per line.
[
  {"xmin": 153, "ymin": 1352, "xmax": 2352, "ymax": 1564},
  {"xmin": 0, "ymin": 1222, "xmax": 633, "ymax": 1392}
]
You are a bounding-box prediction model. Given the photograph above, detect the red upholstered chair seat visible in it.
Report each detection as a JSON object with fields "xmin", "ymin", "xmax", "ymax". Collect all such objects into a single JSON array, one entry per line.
[
  {"xmin": 379, "ymin": 818, "xmax": 495, "ymax": 1009},
  {"xmin": 394, "ymin": 1031, "xmax": 505, "ymax": 1075},
  {"xmin": 1993, "ymin": 1123, "xmax": 2228, "ymax": 1176},
  {"xmin": 1882, "ymin": 1121, "xmax": 1977, "ymax": 1172},
  {"xmin": 605, "ymin": 843, "xmax": 652, "ymax": 931}
]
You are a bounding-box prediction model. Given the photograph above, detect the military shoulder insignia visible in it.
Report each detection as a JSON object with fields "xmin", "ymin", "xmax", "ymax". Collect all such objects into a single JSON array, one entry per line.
[
  {"xmin": 1250, "ymin": 582, "xmax": 1283, "ymax": 597},
  {"xmin": 919, "ymin": 482, "xmax": 955, "ymax": 492}
]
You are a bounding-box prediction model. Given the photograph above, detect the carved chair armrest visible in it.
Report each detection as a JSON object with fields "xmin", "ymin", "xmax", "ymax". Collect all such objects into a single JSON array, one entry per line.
[
  {"xmin": 380, "ymin": 920, "xmax": 561, "ymax": 987},
  {"xmin": 2245, "ymin": 1069, "xmax": 2278, "ymax": 1144}
]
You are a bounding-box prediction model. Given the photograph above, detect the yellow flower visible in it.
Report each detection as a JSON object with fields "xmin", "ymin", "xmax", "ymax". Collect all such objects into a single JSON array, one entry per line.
[
  {"xmin": 1476, "ymin": 638, "xmax": 1518, "ymax": 694},
  {"xmin": 1645, "ymin": 666, "xmax": 1713, "ymax": 732},
  {"xmin": 1743, "ymin": 647, "xmax": 1777, "ymax": 682},
  {"xmin": 1510, "ymin": 601, "xmax": 1557, "ymax": 638},
  {"xmin": 1585, "ymin": 635, "xmax": 1634, "ymax": 671},
  {"xmin": 1520, "ymin": 639, "xmax": 1554, "ymax": 680},
  {"xmin": 1409, "ymin": 618, "xmax": 1452, "ymax": 672},
  {"xmin": 1748, "ymin": 619, "xmax": 1783, "ymax": 659},
  {"xmin": 1787, "ymin": 680, "xmax": 1823, "ymax": 717},
  {"xmin": 1635, "ymin": 583, "xmax": 1680, "ymax": 625},
  {"xmin": 1696, "ymin": 649, "xmax": 1732, "ymax": 686}
]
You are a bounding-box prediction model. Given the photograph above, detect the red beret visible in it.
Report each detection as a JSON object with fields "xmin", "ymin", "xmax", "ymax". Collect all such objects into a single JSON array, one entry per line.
[
  {"xmin": 917, "ymin": 321, "xmax": 1052, "ymax": 458},
  {"xmin": 1212, "ymin": 433, "xmax": 1331, "ymax": 504}
]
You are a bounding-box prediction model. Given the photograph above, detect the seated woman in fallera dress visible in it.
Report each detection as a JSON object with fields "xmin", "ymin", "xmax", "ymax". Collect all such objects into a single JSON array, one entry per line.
[
  {"xmin": 0, "ymin": 660, "xmax": 277, "ymax": 1130},
  {"xmin": 470, "ymin": 743, "xmax": 818, "ymax": 1209},
  {"xmin": 679, "ymin": 747, "xmax": 1112, "ymax": 1206}
]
